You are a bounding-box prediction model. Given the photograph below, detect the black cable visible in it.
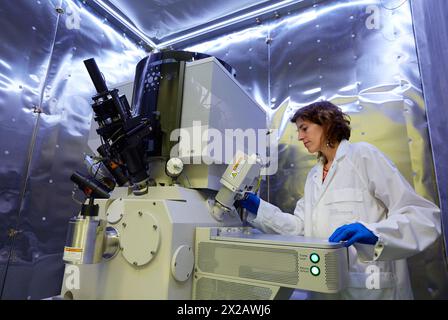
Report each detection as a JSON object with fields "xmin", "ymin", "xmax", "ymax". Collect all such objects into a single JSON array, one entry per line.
[{"xmin": 92, "ymin": 158, "xmax": 101, "ymax": 179}]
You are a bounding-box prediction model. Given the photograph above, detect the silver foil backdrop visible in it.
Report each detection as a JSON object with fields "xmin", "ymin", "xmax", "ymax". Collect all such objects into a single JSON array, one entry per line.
[
  {"xmin": 182, "ymin": 0, "xmax": 447, "ymax": 299},
  {"xmin": 0, "ymin": 0, "xmax": 146, "ymax": 299}
]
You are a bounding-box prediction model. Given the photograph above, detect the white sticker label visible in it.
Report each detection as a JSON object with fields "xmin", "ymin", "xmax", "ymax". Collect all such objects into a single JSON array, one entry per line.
[{"xmin": 64, "ymin": 246, "xmax": 83, "ymax": 262}]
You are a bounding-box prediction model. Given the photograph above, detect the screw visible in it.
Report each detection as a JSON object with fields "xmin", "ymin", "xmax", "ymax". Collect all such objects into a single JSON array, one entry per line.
[
  {"xmin": 122, "ymin": 223, "xmax": 126, "ymax": 228},
  {"xmin": 138, "ymin": 211, "xmax": 143, "ymax": 216},
  {"xmin": 153, "ymin": 225, "xmax": 157, "ymax": 230},
  {"xmin": 133, "ymin": 262, "xmax": 138, "ymax": 266},
  {"xmin": 33, "ymin": 106, "xmax": 42, "ymax": 113},
  {"xmin": 55, "ymin": 7, "xmax": 64, "ymax": 14},
  {"xmin": 150, "ymin": 251, "xmax": 155, "ymax": 255}
]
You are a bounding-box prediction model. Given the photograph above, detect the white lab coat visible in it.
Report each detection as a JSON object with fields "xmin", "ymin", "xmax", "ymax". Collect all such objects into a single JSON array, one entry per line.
[{"xmin": 249, "ymin": 139, "xmax": 441, "ymax": 299}]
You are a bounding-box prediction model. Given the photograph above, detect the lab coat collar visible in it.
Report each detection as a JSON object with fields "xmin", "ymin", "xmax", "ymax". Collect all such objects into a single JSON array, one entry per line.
[{"xmin": 334, "ymin": 139, "xmax": 350, "ymax": 162}]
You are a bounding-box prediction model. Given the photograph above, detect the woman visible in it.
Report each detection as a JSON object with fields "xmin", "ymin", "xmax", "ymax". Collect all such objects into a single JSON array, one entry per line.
[{"xmin": 238, "ymin": 101, "xmax": 441, "ymax": 299}]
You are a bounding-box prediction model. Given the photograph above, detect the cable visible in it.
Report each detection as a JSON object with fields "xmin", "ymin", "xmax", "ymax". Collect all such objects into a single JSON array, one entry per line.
[
  {"xmin": 180, "ymin": 171, "xmax": 192, "ymax": 188},
  {"xmin": 92, "ymin": 158, "xmax": 101, "ymax": 179},
  {"xmin": 380, "ymin": 0, "xmax": 408, "ymax": 11},
  {"xmin": 109, "ymin": 134, "xmax": 125, "ymax": 147},
  {"xmin": 0, "ymin": 1, "xmax": 64, "ymax": 299},
  {"xmin": 378, "ymin": 0, "xmax": 413, "ymax": 42},
  {"xmin": 71, "ymin": 189, "xmax": 83, "ymax": 205},
  {"xmin": 254, "ymin": 176, "xmax": 262, "ymax": 193},
  {"xmin": 109, "ymin": 128, "xmax": 122, "ymax": 141}
]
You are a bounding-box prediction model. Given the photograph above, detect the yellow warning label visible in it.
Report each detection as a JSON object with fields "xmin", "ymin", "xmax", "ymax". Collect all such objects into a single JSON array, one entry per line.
[{"xmin": 230, "ymin": 157, "xmax": 245, "ymax": 179}]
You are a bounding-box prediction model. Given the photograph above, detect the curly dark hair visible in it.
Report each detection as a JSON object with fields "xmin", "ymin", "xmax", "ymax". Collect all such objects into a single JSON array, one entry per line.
[{"xmin": 290, "ymin": 101, "xmax": 351, "ymax": 161}]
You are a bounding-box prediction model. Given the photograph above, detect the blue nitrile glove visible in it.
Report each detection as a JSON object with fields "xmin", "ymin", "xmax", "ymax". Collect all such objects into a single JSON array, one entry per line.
[
  {"xmin": 234, "ymin": 193, "xmax": 260, "ymax": 215},
  {"xmin": 328, "ymin": 223, "xmax": 378, "ymax": 247}
]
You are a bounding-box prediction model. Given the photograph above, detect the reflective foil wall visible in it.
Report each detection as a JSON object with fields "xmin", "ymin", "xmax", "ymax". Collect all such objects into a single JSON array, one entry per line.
[
  {"xmin": 0, "ymin": 0, "xmax": 146, "ymax": 299},
  {"xmin": 411, "ymin": 0, "xmax": 448, "ymax": 266},
  {"xmin": 182, "ymin": 0, "xmax": 447, "ymax": 298},
  {"xmin": 0, "ymin": 0, "xmax": 446, "ymax": 300}
]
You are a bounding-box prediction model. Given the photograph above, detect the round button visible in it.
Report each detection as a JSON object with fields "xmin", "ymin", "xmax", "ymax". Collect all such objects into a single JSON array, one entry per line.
[
  {"xmin": 310, "ymin": 253, "xmax": 320, "ymax": 263},
  {"xmin": 310, "ymin": 266, "xmax": 320, "ymax": 276}
]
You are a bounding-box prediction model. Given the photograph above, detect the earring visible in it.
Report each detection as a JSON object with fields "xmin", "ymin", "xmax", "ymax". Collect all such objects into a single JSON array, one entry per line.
[{"xmin": 326, "ymin": 140, "xmax": 330, "ymax": 148}]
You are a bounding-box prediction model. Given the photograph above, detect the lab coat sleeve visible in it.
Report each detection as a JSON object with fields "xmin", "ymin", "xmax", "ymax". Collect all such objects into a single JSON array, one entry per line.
[
  {"xmin": 247, "ymin": 197, "xmax": 305, "ymax": 235},
  {"xmin": 354, "ymin": 144, "xmax": 441, "ymax": 262}
]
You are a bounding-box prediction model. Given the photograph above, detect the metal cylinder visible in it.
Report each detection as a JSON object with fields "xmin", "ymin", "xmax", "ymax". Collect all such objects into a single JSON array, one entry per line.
[
  {"xmin": 63, "ymin": 216, "xmax": 107, "ymax": 264},
  {"xmin": 215, "ymin": 187, "xmax": 235, "ymax": 211}
]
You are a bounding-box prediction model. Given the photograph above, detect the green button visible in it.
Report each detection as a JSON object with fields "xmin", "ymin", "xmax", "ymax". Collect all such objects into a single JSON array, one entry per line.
[
  {"xmin": 310, "ymin": 266, "xmax": 320, "ymax": 276},
  {"xmin": 310, "ymin": 253, "xmax": 320, "ymax": 263}
]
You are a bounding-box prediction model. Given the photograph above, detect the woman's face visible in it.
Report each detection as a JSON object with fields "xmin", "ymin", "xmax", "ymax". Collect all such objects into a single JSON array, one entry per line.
[{"xmin": 295, "ymin": 119, "xmax": 325, "ymax": 153}]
